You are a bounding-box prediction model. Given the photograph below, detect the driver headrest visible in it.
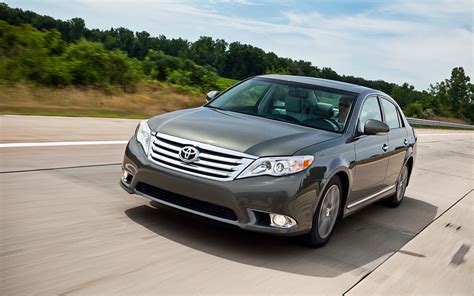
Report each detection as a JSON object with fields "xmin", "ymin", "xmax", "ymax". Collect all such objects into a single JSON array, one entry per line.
[{"xmin": 314, "ymin": 102, "xmax": 334, "ymax": 117}]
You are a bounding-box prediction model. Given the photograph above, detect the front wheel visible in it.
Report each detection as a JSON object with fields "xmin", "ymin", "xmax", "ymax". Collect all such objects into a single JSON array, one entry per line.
[
  {"xmin": 383, "ymin": 164, "xmax": 409, "ymax": 207},
  {"xmin": 303, "ymin": 176, "xmax": 342, "ymax": 248}
]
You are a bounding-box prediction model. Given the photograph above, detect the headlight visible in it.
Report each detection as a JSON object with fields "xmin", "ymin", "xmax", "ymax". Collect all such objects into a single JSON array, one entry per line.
[
  {"xmin": 237, "ymin": 155, "xmax": 314, "ymax": 178},
  {"xmin": 135, "ymin": 120, "xmax": 152, "ymax": 154}
]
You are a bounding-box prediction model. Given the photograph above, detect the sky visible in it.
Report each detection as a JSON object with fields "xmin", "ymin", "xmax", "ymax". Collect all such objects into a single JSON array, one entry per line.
[{"xmin": 5, "ymin": 0, "xmax": 473, "ymax": 90}]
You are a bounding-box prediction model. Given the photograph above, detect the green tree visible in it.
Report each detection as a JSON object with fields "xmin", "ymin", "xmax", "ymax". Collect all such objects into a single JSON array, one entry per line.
[
  {"xmin": 133, "ymin": 31, "xmax": 151, "ymax": 60},
  {"xmin": 428, "ymin": 81, "xmax": 452, "ymax": 117},
  {"xmin": 65, "ymin": 17, "xmax": 85, "ymax": 42},
  {"xmin": 190, "ymin": 36, "xmax": 227, "ymax": 73},
  {"xmin": 320, "ymin": 67, "xmax": 339, "ymax": 80},
  {"xmin": 0, "ymin": 21, "xmax": 68, "ymax": 84},
  {"xmin": 223, "ymin": 42, "xmax": 266, "ymax": 79},
  {"xmin": 447, "ymin": 67, "xmax": 471, "ymax": 117},
  {"xmin": 390, "ymin": 83, "xmax": 416, "ymax": 109},
  {"xmin": 404, "ymin": 102, "xmax": 423, "ymax": 118},
  {"xmin": 63, "ymin": 40, "xmax": 142, "ymax": 89},
  {"xmin": 143, "ymin": 49, "xmax": 217, "ymax": 90}
]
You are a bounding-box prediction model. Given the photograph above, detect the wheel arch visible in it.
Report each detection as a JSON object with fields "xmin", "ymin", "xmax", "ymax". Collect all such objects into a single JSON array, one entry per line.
[{"xmin": 318, "ymin": 167, "xmax": 352, "ymax": 219}]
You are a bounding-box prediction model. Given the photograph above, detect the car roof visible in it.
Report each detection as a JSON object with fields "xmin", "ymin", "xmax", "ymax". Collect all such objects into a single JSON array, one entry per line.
[{"xmin": 257, "ymin": 74, "xmax": 375, "ymax": 94}]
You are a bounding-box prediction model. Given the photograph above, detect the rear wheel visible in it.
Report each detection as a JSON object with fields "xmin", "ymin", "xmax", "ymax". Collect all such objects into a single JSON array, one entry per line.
[
  {"xmin": 383, "ymin": 164, "xmax": 409, "ymax": 207},
  {"xmin": 303, "ymin": 176, "xmax": 342, "ymax": 248}
]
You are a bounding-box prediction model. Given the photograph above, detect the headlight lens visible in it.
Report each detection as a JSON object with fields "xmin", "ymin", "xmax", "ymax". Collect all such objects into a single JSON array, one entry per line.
[
  {"xmin": 135, "ymin": 120, "xmax": 151, "ymax": 154},
  {"xmin": 237, "ymin": 155, "xmax": 314, "ymax": 178}
]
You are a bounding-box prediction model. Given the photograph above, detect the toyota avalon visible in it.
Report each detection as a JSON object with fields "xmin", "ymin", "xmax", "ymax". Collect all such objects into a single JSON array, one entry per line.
[{"xmin": 120, "ymin": 75, "xmax": 417, "ymax": 247}]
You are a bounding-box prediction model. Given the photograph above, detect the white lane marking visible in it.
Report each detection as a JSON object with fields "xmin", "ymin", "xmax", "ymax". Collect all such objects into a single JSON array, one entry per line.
[
  {"xmin": 0, "ymin": 141, "xmax": 128, "ymax": 148},
  {"xmin": 418, "ymin": 133, "xmax": 474, "ymax": 136}
]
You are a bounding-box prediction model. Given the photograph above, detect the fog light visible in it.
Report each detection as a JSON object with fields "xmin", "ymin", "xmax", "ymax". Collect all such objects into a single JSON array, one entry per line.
[
  {"xmin": 122, "ymin": 170, "xmax": 129, "ymax": 181},
  {"xmin": 269, "ymin": 213, "xmax": 297, "ymax": 228},
  {"xmin": 121, "ymin": 170, "xmax": 133, "ymax": 186}
]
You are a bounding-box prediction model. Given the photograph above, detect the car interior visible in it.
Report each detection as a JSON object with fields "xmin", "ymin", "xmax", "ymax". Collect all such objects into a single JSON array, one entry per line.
[
  {"xmin": 257, "ymin": 85, "xmax": 350, "ymax": 132},
  {"xmin": 213, "ymin": 81, "xmax": 356, "ymax": 133}
]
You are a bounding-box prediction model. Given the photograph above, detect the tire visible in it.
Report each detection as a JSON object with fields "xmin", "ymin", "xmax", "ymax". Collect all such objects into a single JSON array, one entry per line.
[
  {"xmin": 383, "ymin": 164, "xmax": 409, "ymax": 208},
  {"xmin": 303, "ymin": 176, "xmax": 342, "ymax": 248}
]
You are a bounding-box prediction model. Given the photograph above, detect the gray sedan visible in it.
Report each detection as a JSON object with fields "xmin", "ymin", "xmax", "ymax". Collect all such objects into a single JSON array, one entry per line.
[{"xmin": 120, "ymin": 75, "xmax": 417, "ymax": 247}]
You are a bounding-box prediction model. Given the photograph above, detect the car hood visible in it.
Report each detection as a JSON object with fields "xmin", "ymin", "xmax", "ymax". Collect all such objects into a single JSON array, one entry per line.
[{"xmin": 147, "ymin": 107, "xmax": 340, "ymax": 157}]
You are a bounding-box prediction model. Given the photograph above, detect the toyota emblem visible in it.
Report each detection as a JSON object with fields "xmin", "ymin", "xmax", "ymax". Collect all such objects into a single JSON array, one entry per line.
[{"xmin": 179, "ymin": 146, "xmax": 199, "ymax": 162}]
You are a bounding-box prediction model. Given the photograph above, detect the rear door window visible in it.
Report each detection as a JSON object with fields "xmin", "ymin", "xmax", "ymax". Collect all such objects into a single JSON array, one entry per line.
[{"xmin": 381, "ymin": 98, "xmax": 401, "ymax": 129}]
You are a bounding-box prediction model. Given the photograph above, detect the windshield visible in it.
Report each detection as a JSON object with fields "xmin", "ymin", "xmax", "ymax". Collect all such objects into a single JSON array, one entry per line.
[{"xmin": 206, "ymin": 78, "xmax": 357, "ymax": 133}]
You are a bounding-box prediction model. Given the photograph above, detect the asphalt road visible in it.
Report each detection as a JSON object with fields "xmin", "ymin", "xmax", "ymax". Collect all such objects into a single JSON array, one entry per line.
[{"xmin": 1, "ymin": 115, "xmax": 473, "ymax": 295}]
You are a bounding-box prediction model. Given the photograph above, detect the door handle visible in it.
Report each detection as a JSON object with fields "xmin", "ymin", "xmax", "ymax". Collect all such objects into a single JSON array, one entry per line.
[
  {"xmin": 403, "ymin": 139, "xmax": 408, "ymax": 146},
  {"xmin": 382, "ymin": 143, "xmax": 389, "ymax": 152}
]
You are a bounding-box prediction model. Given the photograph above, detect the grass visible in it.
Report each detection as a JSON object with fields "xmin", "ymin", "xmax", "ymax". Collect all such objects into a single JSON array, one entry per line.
[
  {"xmin": 3, "ymin": 80, "xmax": 471, "ymax": 131},
  {"xmin": 216, "ymin": 77, "xmax": 239, "ymax": 90},
  {"xmin": 0, "ymin": 81, "xmax": 207, "ymax": 119},
  {"xmin": 411, "ymin": 124, "xmax": 473, "ymax": 131}
]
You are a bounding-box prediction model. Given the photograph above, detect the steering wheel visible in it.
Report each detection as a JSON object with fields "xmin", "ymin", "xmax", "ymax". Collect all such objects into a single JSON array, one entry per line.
[
  {"xmin": 301, "ymin": 118, "xmax": 340, "ymax": 132},
  {"xmin": 324, "ymin": 118, "xmax": 341, "ymax": 129}
]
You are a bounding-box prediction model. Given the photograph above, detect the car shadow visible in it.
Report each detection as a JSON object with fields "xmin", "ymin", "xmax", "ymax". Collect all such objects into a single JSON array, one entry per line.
[{"xmin": 124, "ymin": 196, "xmax": 437, "ymax": 278}]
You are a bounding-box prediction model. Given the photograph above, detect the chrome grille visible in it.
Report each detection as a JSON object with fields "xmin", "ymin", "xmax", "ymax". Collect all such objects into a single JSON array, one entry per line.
[{"xmin": 148, "ymin": 133, "xmax": 257, "ymax": 181}]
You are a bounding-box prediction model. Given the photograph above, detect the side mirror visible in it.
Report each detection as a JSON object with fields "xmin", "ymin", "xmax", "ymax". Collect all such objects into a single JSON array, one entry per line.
[
  {"xmin": 364, "ymin": 119, "xmax": 390, "ymax": 135},
  {"xmin": 206, "ymin": 90, "xmax": 220, "ymax": 102}
]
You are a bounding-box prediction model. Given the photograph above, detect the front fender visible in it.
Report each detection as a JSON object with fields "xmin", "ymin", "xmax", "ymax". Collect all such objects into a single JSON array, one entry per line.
[{"xmin": 302, "ymin": 142, "xmax": 355, "ymax": 217}]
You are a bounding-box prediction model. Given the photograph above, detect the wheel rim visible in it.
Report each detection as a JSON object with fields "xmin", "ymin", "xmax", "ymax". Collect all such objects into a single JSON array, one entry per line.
[
  {"xmin": 396, "ymin": 166, "xmax": 408, "ymax": 201},
  {"xmin": 318, "ymin": 185, "xmax": 340, "ymax": 239}
]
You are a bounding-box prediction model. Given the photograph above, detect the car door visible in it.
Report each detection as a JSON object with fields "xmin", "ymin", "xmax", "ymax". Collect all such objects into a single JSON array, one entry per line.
[
  {"xmin": 349, "ymin": 95, "xmax": 389, "ymax": 207},
  {"xmin": 380, "ymin": 97, "xmax": 409, "ymax": 186}
]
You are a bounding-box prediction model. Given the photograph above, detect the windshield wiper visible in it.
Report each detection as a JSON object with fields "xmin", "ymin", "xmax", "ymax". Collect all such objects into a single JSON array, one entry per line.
[{"xmin": 205, "ymin": 105, "xmax": 228, "ymax": 111}]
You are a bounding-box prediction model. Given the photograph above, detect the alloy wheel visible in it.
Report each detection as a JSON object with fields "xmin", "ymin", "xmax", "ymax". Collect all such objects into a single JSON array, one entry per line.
[
  {"xmin": 396, "ymin": 166, "xmax": 409, "ymax": 201},
  {"xmin": 317, "ymin": 185, "xmax": 341, "ymax": 239}
]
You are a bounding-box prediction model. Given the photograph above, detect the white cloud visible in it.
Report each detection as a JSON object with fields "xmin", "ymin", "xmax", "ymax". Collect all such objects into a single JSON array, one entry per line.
[
  {"xmin": 208, "ymin": 0, "xmax": 260, "ymax": 5},
  {"xmin": 380, "ymin": 0, "xmax": 472, "ymax": 19},
  {"xmin": 278, "ymin": 3, "xmax": 473, "ymax": 88}
]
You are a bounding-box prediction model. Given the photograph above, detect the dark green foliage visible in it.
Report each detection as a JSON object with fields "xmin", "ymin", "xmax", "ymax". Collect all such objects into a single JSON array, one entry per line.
[
  {"xmin": 428, "ymin": 81, "xmax": 452, "ymax": 117},
  {"xmin": 426, "ymin": 68, "xmax": 473, "ymax": 122},
  {"xmin": 404, "ymin": 102, "xmax": 423, "ymax": 118},
  {"xmin": 0, "ymin": 21, "xmax": 67, "ymax": 84},
  {"xmin": 447, "ymin": 67, "xmax": 471, "ymax": 117},
  {"xmin": 133, "ymin": 31, "xmax": 151, "ymax": 60},
  {"xmin": 390, "ymin": 83, "xmax": 417, "ymax": 109},
  {"xmin": 190, "ymin": 36, "xmax": 227, "ymax": 73},
  {"xmin": 0, "ymin": 21, "xmax": 142, "ymax": 90},
  {"xmin": 223, "ymin": 42, "xmax": 267, "ymax": 79},
  {"xmin": 143, "ymin": 50, "xmax": 218, "ymax": 91},
  {"xmin": 62, "ymin": 40, "xmax": 143, "ymax": 88}
]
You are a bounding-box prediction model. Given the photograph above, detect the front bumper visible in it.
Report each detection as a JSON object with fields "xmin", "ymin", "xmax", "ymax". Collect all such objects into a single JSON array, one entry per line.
[{"xmin": 121, "ymin": 138, "xmax": 324, "ymax": 236}]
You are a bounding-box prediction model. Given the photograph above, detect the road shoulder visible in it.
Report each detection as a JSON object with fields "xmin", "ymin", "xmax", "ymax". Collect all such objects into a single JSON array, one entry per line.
[{"xmin": 346, "ymin": 190, "xmax": 473, "ymax": 295}]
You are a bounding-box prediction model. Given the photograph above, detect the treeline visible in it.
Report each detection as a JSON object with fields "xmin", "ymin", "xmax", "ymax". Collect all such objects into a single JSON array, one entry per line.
[
  {"xmin": 0, "ymin": 21, "xmax": 142, "ymax": 90},
  {"xmin": 0, "ymin": 20, "xmax": 221, "ymax": 92},
  {"xmin": 0, "ymin": 3, "xmax": 472, "ymax": 123},
  {"xmin": 0, "ymin": 3, "xmax": 400, "ymax": 91}
]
